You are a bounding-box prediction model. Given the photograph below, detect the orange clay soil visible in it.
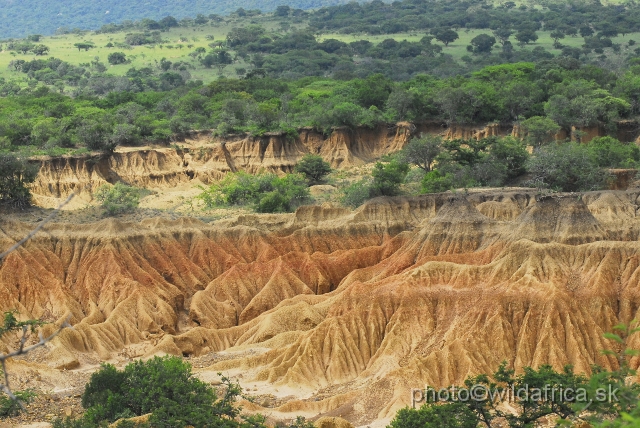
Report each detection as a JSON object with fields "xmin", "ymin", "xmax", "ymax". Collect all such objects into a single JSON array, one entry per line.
[{"xmin": 2, "ymin": 189, "xmax": 640, "ymax": 426}]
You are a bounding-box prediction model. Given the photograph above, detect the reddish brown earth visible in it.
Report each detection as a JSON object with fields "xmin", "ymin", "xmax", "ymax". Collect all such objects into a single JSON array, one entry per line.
[
  {"xmin": 29, "ymin": 121, "xmax": 639, "ymax": 210},
  {"xmin": 2, "ymin": 189, "xmax": 640, "ymax": 426}
]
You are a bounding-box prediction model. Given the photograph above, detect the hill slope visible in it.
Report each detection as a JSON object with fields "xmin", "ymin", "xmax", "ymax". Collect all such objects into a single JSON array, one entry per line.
[
  {"xmin": 2, "ymin": 189, "xmax": 640, "ymax": 425},
  {"xmin": 0, "ymin": 0, "xmax": 351, "ymax": 38}
]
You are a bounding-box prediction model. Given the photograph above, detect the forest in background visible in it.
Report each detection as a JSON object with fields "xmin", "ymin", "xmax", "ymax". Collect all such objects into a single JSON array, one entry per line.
[{"xmin": 0, "ymin": 0, "xmax": 355, "ymax": 38}]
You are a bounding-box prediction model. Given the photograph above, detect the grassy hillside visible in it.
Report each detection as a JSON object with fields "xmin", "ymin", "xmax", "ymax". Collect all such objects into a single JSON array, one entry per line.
[
  {"xmin": 0, "ymin": 0, "xmax": 353, "ymax": 38},
  {"xmin": 0, "ymin": 21, "xmax": 635, "ymax": 88},
  {"xmin": 0, "ymin": 23, "xmax": 252, "ymax": 84},
  {"xmin": 320, "ymin": 31, "xmax": 635, "ymax": 60}
]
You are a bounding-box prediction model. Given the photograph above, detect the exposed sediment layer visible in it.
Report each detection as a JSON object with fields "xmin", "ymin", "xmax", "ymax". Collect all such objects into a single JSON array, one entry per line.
[
  {"xmin": 30, "ymin": 122, "xmax": 640, "ymax": 208},
  {"xmin": 2, "ymin": 190, "xmax": 640, "ymax": 424},
  {"xmin": 29, "ymin": 124, "xmax": 414, "ymax": 205}
]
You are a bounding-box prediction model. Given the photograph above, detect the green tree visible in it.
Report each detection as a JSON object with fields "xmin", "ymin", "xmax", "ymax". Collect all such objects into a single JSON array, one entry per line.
[
  {"xmin": 80, "ymin": 356, "xmax": 259, "ymax": 427},
  {"xmin": 580, "ymin": 25, "xmax": 594, "ymax": 37},
  {"xmin": 432, "ymin": 28, "xmax": 459, "ymax": 47},
  {"xmin": 489, "ymin": 136, "xmax": 529, "ymax": 179},
  {"xmin": 421, "ymin": 170, "xmax": 454, "ymax": 193},
  {"xmin": 107, "ymin": 52, "xmax": 127, "ymax": 65},
  {"xmin": 159, "ymin": 16, "xmax": 179, "ymax": 29},
  {"xmin": 0, "ymin": 311, "xmax": 41, "ymax": 416},
  {"xmin": 213, "ymin": 50, "xmax": 233, "ymax": 73},
  {"xmin": 77, "ymin": 120, "xmax": 114, "ymax": 152},
  {"xmin": 515, "ymin": 30, "xmax": 538, "ymax": 45},
  {"xmin": 389, "ymin": 403, "xmax": 477, "ymax": 428},
  {"xmin": 526, "ymin": 142, "xmax": 607, "ymax": 191},
  {"xmin": 275, "ymin": 5, "xmax": 291, "ymax": 17},
  {"xmin": 295, "ymin": 154, "xmax": 332, "ymax": 184},
  {"xmin": 0, "ymin": 154, "xmax": 38, "ymax": 207},
  {"xmin": 13, "ymin": 41, "xmax": 34, "ymax": 54},
  {"xmin": 575, "ymin": 322, "xmax": 640, "ymax": 426},
  {"xmin": 95, "ymin": 183, "xmax": 141, "ymax": 216},
  {"xmin": 194, "ymin": 14, "xmax": 209, "ymax": 25},
  {"xmin": 613, "ymin": 72, "xmax": 640, "ymax": 114},
  {"xmin": 340, "ymin": 178, "xmax": 373, "ymax": 208},
  {"xmin": 74, "ymin": 42, "xmax": 95, "ymax": 52},
  {"xmin": 32, "ymin": 44, "xmax": 49, "ymax": 55},
  {"xmin": 544, "ymin": 87, "xmax": 629, "ymax": 141},
  {"xmin": 492, "ymin": 28, "xmax": 513, "ymax": 45},
  {"xmin": 434, "ymin": 86, "xmax": 482, "ymax": 125},
  {"xmin": 520, "ymin": 116, "xmax": 561, "ymax": 148},
  {"xmin": 401, "ymin": 134, "xmax": 442, "ymax": 172},
  {"xmin": 371, "ymin": 158, "xmax": 409, "ymax": 196},
  {"xmin": 587, "ymin": 136, "xmax": 640, "ymax": 168},
  {"xmin": 550, "ymin": 30, "xmax": 565, "ymax": 43},
  {"xmin": 598, "ymin": 22, "xmax": 619, "ymax": 38},
  {"xmin": 468, "ymin": 34, "xmax": 496, "ymax": 54}
]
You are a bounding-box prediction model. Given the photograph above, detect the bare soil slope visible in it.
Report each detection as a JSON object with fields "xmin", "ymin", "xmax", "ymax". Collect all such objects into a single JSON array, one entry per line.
[{"xmin": 2, "ymin": 190, "xmax": 640, "ymax": 425}]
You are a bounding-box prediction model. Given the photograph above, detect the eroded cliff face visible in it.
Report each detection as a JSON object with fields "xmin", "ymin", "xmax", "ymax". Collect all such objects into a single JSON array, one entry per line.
[
  {"xmin": 29, "ymin": 124, "xmax": 414, "ymax": 206},
  {"xmin": 2, "ymin": 190, "xmax": 640, "ymax": 424},
  {"xmin": 28, "ymin": 121, "xmax": 640, "ymax": 207}
]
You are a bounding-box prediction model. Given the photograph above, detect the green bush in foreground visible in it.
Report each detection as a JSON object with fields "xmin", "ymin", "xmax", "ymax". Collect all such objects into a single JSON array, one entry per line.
[
  {"xmin": 198, "ymin": 172, "xmax": 310, "ymax": 213},
  {"xmin": 389, "ymin": 403, "xmax": 477, "ymax": 428},
  {"xmin": 70, "ymin": 356, "xmax": 263, "ymax": 428},
  {"xmin": 95, "ymin": 182, "xmax": 141, "ymax": 215}
]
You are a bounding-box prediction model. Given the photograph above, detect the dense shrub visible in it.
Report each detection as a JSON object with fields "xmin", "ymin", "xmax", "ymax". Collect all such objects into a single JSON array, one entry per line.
[
  {"xmin": 77, "ymin": 120, "xmax": 116, "ymax": 153},
  {"xmin": 526, "ymin": 142, "xmax": 608, "ymax": 191},
  {"xmin": 389, "ymin": 403, "xmax": 477, "ymax": 428},
  {"xmin": 76, "ymin": 356, "xmax": 254, "ymax": 427},
  {"xmin": 107, "ymin": 52, "xmax": 128, "ymax": 65},
  {"xmin": 401, "ymin": 134, "xmax": 442, "ymax": 173},
  {"xmin": 489, "ymin": 137, "xmax": 530, "ymax": 180},
  {"xmin": 421, "ymin": 170, "xmax": 454, "ymax": 194},
  {"xmin": 95, "ymin": 182, "xmax": 141, "ymax": 215},
  {"xmin": 371, "ymin": 159, "xmax": 409, "ymax": 196},
  {"xmin": 340, "ymin": 178, "xmax": 373, "ymax": 208},
  {"xmin": 294, "ymin": 154, "xmax": 332, "ymax": 184},
  {"xmin": 0, "ymin": 154, "xmax": 38, "ymax": 207},
  {"xmin": 198, "ymin": 172, "xmax": 310, "ymax": 213},
  {"xmin": 587, "ymin": 136, "xmax": 640, "ymax": 168},
  {"xmin": 423, "ymin": 136, "xmax": 529, "ymax": 191}
]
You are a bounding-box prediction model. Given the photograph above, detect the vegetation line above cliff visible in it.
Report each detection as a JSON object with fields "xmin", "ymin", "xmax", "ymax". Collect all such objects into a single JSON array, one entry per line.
[{"xmin": 0, "ymin": 60, "xmax": 639, "ymax": 161}]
